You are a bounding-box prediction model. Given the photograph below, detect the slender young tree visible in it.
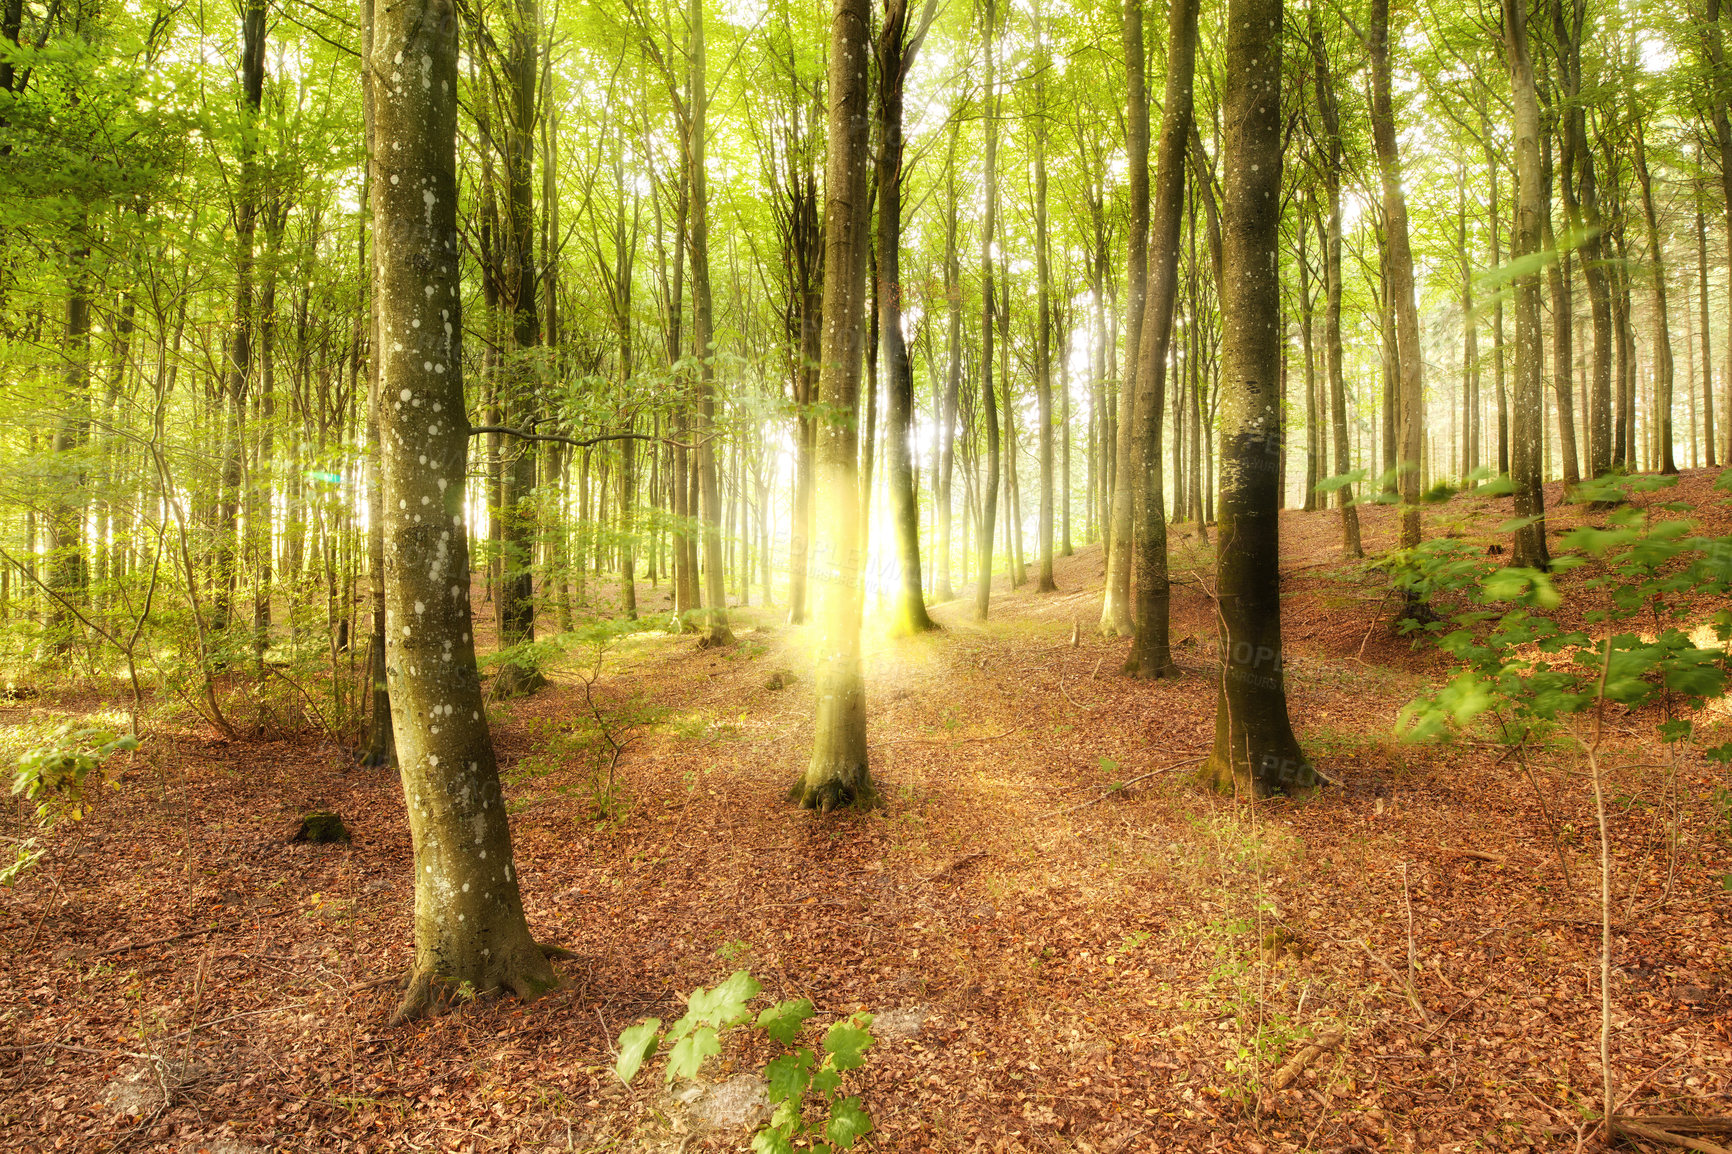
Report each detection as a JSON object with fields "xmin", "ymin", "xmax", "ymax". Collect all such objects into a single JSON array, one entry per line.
[
  {"xmin": 1126, "ymin": 0, "xmax": 1196, "ymax": 680},
  {"xmin": 368, "ymin": 0, "xmax": 555, "ymax": 1021},
  {"xmin": 1203, "ymin": 0, "xmax": 1315, "ymax": 796},
  {"xmin": 1368, "ymin": 0, "xmax": 1424, "ymax": 547},
  {"xmin": 1633, "ymin": 117, "xmax": 1676, "ymax": 475},
  {"xmin": 1506, "ymin": 0, "xmax": 1549, "ymax": 568},
  {"xmin": 790, "ymin": 0, "xmax": 875, "ymax": 811},
  {"xmin": 877, "ymin": 0, "xmax": 938, "ymax": 634},
  {"xmin": 973, "ymin": 0, "xmax": 1001, "ymax": 622},
  {"xmin": 1031, "ymin": 0, "xmax": 1057, "ymax": 594},
  {"xmin": 1100, "ymin": 0, "xmax": 1147, "ymax": 637}
]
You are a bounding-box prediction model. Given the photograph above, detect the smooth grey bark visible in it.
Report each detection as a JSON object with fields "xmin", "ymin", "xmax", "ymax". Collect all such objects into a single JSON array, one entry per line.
[
  {"xmin": 1204, "ymin": 0, "xmax": 1313, "ymax": 797},
  {"xmin": 973, "ymin": 0, "xmax": 1001, "ymax": 622},
  {"xmin": 1506, "ymin": 0, "xmax": 1550, "ymax": 569},
  {"xmin": 790, "ymin": 0, "xmax": 875, "ymax": 812},
  {"xmin": 1368, "ymin": 0, "xmax": 1424, "ymax": 548},
  {"xmin": 368, "ymin": 0, "xmax": 555, "ymax": 1021},
  {"xmin": 877, "ymin": 0, "xmax": 938, "ymax": 634},
  {"xmin": 1126, "ymin": 0, "xmax": 1195, "ymax": 680},
  {"xmin": 688, "ymin": 0, "xmax": 733, "ymax": 648},
  {"xmin": 1100, "ymin": 0, "xmax": 1146, "ymax": 637}
]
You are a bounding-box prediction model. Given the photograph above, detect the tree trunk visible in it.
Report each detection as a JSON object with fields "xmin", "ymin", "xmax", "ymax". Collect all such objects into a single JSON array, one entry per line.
[
  {"xmin": 973, "ymin": 0, "xmax": 1001, "ymax": 622},
  {"xmin": 1100, "ymin": 0, "xmax": 1147, "ymax": 636},
  {"xmin": 1126, "ymin": 0, "xmax": 1195, "ymax": 680},
  {"xmin": 1505, "ymin": 0, "xmax": 1550, "ymax": 568},
  {"xmin": 367, "ymin": 0, "xmax": 555, "ymax": 1021},
  {"xmin": 1368, "ymin": 0, "xmax": 1424, "ymax": 548},
  {"xmin": 1204, "ymin": 0, "xmax": 1314, "ymax": 797},
  {"xmin": 688, "ymin": 0, "xmax": 733, "ymax": 648},
  {"xmin": 1033, "ymin": 0, "xmax": 1056, "ymax": 594},
  {"xmin": 877, "ymin": 0, "xmax": 936, "ymax": 634},
  {"xmin": 790, "ymin": 0, "xmax": 876, "ymax": 812}
]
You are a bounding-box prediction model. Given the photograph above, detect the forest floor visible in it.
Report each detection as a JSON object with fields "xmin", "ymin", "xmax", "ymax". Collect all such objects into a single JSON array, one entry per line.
[{"xmin": 1, "ymin": 474, "xmax": 1730, "ymax": 1154}]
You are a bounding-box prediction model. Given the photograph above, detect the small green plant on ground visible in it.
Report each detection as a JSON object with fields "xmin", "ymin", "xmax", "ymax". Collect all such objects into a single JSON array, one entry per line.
[
  {"xmin": 6, "ymin": 723, "xmax": 139, "ymax": 885},
  {"xmin": 615, "ymin": 969, "xmax": 875, "ymax": 1154}
]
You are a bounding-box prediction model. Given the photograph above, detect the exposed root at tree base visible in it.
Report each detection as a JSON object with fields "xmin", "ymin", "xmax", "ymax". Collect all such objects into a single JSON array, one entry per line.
[
  {"xmin": 388, "ymin": 956, "xmax": 560, "ymax": 1026},
  {"xmin": 787, "ymin": 772, "xmax": 880, "ymax": 814}
]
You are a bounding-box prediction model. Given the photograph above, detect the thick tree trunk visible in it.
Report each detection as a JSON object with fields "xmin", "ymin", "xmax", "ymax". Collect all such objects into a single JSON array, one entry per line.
[
  {"xmin": 1126, "ymin": 0, "xmax": 1195, "ymax": 680},
  {"xmin": 1204, "ymin": 0, "xmax": 1313, "ymax": 796},
  {"xmin": 1506, "ymin": 0, "xmax": 1550, "ymax": 568},
  {"xmin": 368, "ymin": 0, "xmax": 555, "ymax": 1021},
  {"xmin": 790, "ymin": 0, "xmax": 876, "ymax": 812}
]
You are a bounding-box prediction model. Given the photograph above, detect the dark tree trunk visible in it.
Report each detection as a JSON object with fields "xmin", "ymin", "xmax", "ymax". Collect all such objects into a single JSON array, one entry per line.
[{"xmin": 1203, "ymin": 0, "xmax": 1314, "ymax": 797}]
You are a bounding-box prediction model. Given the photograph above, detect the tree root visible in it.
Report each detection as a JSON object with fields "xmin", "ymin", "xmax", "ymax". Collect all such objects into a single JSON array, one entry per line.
[
  {"xmin": 787, "ymin": 770, "xmax": 880, "ymax": 813},
  {"xmin": 388, "ymin": 951, "xmax": 561, "ymax": 1026}
]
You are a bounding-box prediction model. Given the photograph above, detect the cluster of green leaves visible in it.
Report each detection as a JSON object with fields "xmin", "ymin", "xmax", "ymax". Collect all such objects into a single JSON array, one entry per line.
[
  {"xmin": 614, "ymin": 970, "xmax": 875, "ymax": 1154},
  {"xmin": 11, "ymin": 723, "xmax": 138, "ymax": 827},
  {"xmin": 1394, "ymin": 474, "xmax": 1732, "ymax": 755}
]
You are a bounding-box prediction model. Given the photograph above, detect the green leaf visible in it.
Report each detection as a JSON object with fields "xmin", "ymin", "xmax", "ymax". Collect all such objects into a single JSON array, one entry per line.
[
  {"xmin": 821, "ymin": 1015, "xmax": 875, "ymax": 1072},
  {"xmin": 826, "ymin": 1097, "xmax": 873, "ymax": 1150},
  {"xmin": 757, "ymin": 998, "xmax": 815, "ymax": 1045},
  {"xmin": 614, "ymin": 1019, "xmax": 661, "ymax": 1085},
  {"xmin": 764, "ymin": 1048, "xmax": 815, "ymax": 1103},
  {"xmin": 687, "ymin": 969, "xmax": 762, "ymax": 1030},
  {"xmin": 751, "ymin": 1126, "xmax": 796, "ymax": 1154},
  {"xmin": 666, "ymin": 1025, "xmax": 720, "ymax": 1083}
]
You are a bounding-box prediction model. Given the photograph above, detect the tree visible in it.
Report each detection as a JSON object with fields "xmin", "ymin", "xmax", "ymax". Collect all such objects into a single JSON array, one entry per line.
[
  {"xmin": 1368, "ymin": 0, "xmax": 1425, "ymax": 549},
  {"xmin": 973, "ymin": 0, "xmax": 1001, "ymax": 623},
  {"xmin": 876, "ymin": 0, "xmax": 938, "ymax": 635},
  {"xmin": 1099, "ymin": 0, "xmax": 1147, "ymax": 638},
  {"xmin": 1125, "ymin": 0, "xmax": 1196, "ymax": 680},
  {"xmin": 1203, "ymin": 0, "xmax": 1315, "ymax": 797},
  {"xmin": 368, "ymin": 0, "xmax": 556, "ymax": 1020},
  {"xmin": 1505, "ymin": 0, "xmax": 1550, "ymax": 569},
  {"xmin": 1308, "ymin": 0, "xmax": 1361, "ymax": 558},
  {"xmin": 789, "ymin": 0, "xmax": 875, "ymax": 811}
]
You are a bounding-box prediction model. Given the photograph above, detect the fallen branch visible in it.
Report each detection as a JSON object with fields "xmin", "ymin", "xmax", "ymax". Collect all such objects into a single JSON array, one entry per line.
[
  {"xmin": 1611, "ymin": 1120, "xmax": 1732, "ymax": 1154},
  {"xmin": 1269, "ymin": 1028, "xmax": 1345, "ymax": 1090},
  {"xmin": 1613, "ymin": 1118, "xmax": 1732, "ymax": 1137},
  {"xmin": 1040, "ymin": 757, "xmax": 1205, "ymax": 819}
]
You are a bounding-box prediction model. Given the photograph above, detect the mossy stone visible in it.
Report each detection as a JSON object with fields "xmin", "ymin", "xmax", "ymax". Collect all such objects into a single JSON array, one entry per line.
[{"xmin": 292, "ymin": 811, "xmax": 349, "ymax": 844}]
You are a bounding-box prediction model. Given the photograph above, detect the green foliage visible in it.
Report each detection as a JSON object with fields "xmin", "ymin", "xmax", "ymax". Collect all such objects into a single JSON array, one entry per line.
[
  {"xmin": 11, "ymin": 724, "xmax": 137, "ymax": 827},
  {"xmin": 1397, "ymin": 477, "xmax": 1732, "ymax": 751},
  {"xmin": 615, "ymin": 970, "xmax": 874, "ymax": 1153}
]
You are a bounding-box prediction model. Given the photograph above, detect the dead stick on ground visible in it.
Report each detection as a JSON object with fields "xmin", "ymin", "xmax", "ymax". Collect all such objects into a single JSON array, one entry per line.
[
  {"xmin": 1612, "ymin": 1118, "xmax": 1732, "ymax": 1137},
  {"xmin": 1610, "ymin": 1121, "xmax": 1732, "ymax": 1154},
  {"xmin": 1270, "ymin": 1028, "xmax": 1345, "ymax": 1090},
  {"xmin": 1040, "ymin": 757, "xmax": 1205, "ymax": 819}
]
